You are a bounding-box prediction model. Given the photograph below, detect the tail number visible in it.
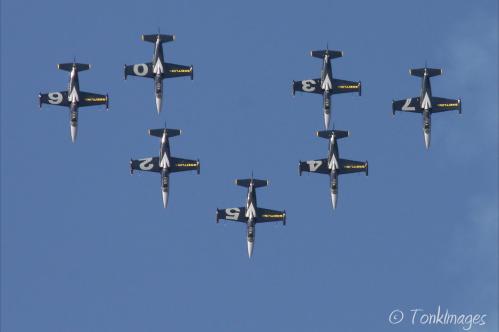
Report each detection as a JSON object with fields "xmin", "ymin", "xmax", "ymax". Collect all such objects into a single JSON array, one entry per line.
[
  {"xmin": 133, "ymin": 64, "xmax": 149, "ymax": 76},
  {"xmin": 402, "ymin": 98, "xmax": 415, "ymax": 111},
  {"xmin": 48, "ymin": 92, "xmax": 63, "ymax": 104},
  {"xmin": 307, "ymin": 160, "xmax": 323, "ymax": 171},
  {"xmin": 139, "ymin": 158, "xmax": 154, "ymax": 170},
  {"xmin": 226, "ymin": 208, "xmax": 241, "ymax": 220},
  {"xmin": 301, "ymin": 80, "xmax": 316, "ymax": 92}
]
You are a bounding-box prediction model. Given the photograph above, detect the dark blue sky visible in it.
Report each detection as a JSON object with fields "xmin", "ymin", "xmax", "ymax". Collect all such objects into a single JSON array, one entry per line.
[{"xmin": 1, "ymin": 0, "xmax": 497, "ymax": 331}]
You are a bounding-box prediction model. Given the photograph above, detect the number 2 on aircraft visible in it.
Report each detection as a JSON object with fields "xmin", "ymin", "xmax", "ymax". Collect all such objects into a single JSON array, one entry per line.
[{"xmin": 139, "ymin": 158, "xmax": 154, "ymax": 170}]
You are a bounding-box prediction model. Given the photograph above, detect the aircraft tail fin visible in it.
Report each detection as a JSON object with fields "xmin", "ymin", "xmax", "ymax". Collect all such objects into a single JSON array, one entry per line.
[
  {"xmin": 410, "ymin": 67, "xmax": 442, "ymax": 78},
  {"xmin": 316, "ymin": 129, "xmax": 349, "ymax": 140},
  {"xmin": 235, "ymin": 178, "xmax": 268, "ymax": 188},
  {"xmin": 148, "ymin": 128, "xmax": 181, "ymax": 138},
  {"xmin": 58, "ymin": 63, "xmax": 90, "ymax": 72},
  {"xmin": 142, "ymin": 34, "xmax": 175, "ymax": 43},
  {"xmin": 311, "ymin": 50, "xmax": 343, "ymax": 59}
]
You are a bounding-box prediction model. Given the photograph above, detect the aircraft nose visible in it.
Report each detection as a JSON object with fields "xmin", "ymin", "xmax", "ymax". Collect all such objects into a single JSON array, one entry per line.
[
  {"xmin": 424, "ymin": 132, "xmax": 431, "ymax": 150},
  {"xmin": 155, "ymin": 96, "xmax": 162, "ymax": 114},
  {"xmin": 324, "ymin": 110, "xmax": 331, "ymax": 129},
  {"xmin": 247, "ymin": 240, "xmax": 254, "ymax": 258},
  {"xmin": 331, "ymin": 191, "xmax": 337, "ymax": 209},
  {"xmin": 162, "ymin": 190, "xmax": 169, "ymax": 208},
  {"xmin": 70, "ymin": 124, "xmax": 77, "ymax": 143}
]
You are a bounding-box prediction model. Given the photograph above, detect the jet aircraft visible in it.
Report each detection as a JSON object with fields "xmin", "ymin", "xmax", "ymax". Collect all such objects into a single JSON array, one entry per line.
[
  {"xmin": 38, "ymin": 61, "xmax": 109, "ymax": 142},
  {"xmin": 216, "ymin": 177, "xmax": 286, "ymax": 258},
  {"xmin": 299, "ymin": 130, "xmax": 368, "ymax": 209},
  {"xmin": 292, "ymin": 48, "xmax": 361, "ymax": 128},
  {"xmin": 392, "ymin": 67, "xmax": 461, "ymax": 149},
  {"xmin": 124, "ymin": 33, "xmax": 193, "ymax": 114},
  {"xmin": 130, "ymin": 127, "xmax": 200, "ymax": 208}
]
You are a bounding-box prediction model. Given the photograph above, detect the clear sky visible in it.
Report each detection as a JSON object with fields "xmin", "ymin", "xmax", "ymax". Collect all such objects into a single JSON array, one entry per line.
[{"xmin": 1, "ymin": 0, "xmax": 497, "ymax": 331}]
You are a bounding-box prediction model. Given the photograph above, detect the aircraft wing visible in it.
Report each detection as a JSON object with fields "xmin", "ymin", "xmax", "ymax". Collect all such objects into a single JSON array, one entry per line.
[
  {"xmin": 169, "ymin": 157, "xmax": 200, "ymax": 174},
  {"xmin": 39, "ymin": 91, "xmax": 70, "ymax": 107},
  {"xmin": 79, "ymin": 91, "xmax": 108, "ymax": 108},
  {"xmin": 216, "ymin": 207, "xmax": 247, "ymax": 223},
  {"xmin": 299, "ymin": 159, "xmax": 330, "ymax": 175},
  {"xmin": 338, "ymin": 158, "xmax": 368, "ymax": 175},
  {"xmin": 256, "ymin": 208, "xmax": 286, "ymax": 224},
  {"xmin": 431, "ymin": 96, "xmax": 461, "ymax": 113},
  {"xmin": 124, "ymin": 63, "xmax": 155, "ymax": 79},
  {"xmin": 163, "ymin": 63, "xmax": 193, "ymax": 79},
  {"xmin": 130, "ymin": 157, "xmax": 161, "ymax": 174},
  {"xmin": 292, "ymin": 79, "xmax": 323, "ymax": 95},
  {"xmin": 332, "ymin": 78, "xmax": 361, "ymax": 95},
  {"xmin": 392, "ymin": 97, "xmax": 422, "ymax": 114}
]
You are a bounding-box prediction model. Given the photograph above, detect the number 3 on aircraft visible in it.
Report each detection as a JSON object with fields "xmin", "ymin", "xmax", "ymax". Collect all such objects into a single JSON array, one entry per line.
[{"xmin": 301, "ymin": 80, "xmax": 316, "ymax": 92}]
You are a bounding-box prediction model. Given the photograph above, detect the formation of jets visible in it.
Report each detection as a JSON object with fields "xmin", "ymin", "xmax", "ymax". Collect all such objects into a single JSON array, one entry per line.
[
  {"xmin": 37, "ymin": 34, "xmax": 462, "ymax": 257},
  {"xmin": 392, "ymin": 67, "xmax": 462, "ymax": 149},
  {"xmin": 293, "ymin": 48, "xmax": 367, "ymax": 208}
]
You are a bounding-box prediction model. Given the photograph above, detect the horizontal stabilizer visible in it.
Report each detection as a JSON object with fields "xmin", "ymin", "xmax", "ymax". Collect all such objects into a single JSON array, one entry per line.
[
  {"xmin": 316, "ymin": 129, "xmax": 349, "ymax": 140},
  {"xmin": 142, "ymin": 34, "xmax": 175, "ymax": 43},
  {"xmin": 149, "ymin": 128, "xmax": 181, "ymax": 138},
  {"xmin": 235, "ymin": 178, "xmax": 268, "ymax": 188},
  {"xmin": 311, "ymin": 50, "xmax": 343, "ymax": 59},
  {"xmin": 410, "ymin": 67, "xmax": 442, "ymax": 78},
  {"xmin": 58, "ymin": 63, "xmax": 90, "ymax": 72}
]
